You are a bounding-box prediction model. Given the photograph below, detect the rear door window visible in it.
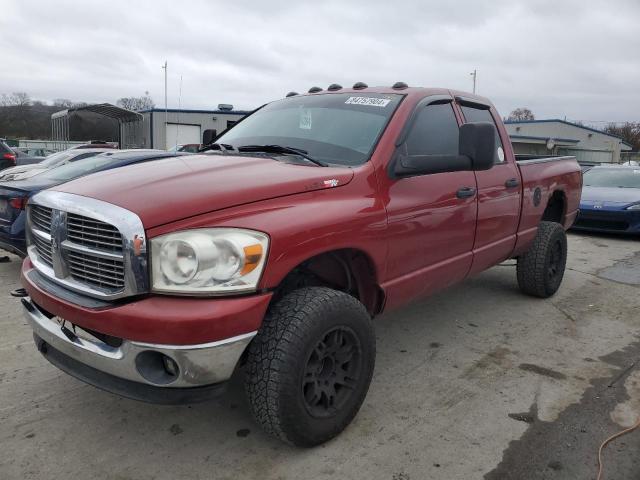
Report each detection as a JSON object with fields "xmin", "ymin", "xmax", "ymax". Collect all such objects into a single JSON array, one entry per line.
[{"xmin": 460, "ymin": 105, "xmax": 505, "ymax": 163}]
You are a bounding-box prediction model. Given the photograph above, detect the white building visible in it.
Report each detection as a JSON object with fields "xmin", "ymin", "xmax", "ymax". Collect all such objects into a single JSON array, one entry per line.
[
  {"xmin": 505, "ymin": 119, "xmax": 633, "ymax": 164},
  {"xmin": 140, "ymin": 106, "xmax": 251, "ymax": 150}
]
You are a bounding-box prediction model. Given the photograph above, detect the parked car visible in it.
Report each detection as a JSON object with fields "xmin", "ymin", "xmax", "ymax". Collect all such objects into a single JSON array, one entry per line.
[
  {"xmin": 12, "ymin": 148, "xmax": 46, "ymax": 166},
  {"xmin": 18, "ymin": 85, "xmax": 581, "ymax": 447},
  {"xmin": 171, "ymin": 143, "xmax": 202, "ymax": 153},
  {"xmin": 15, "ymin": 147, "xmax": 55, "ymax": 157},
  {"xmin": 0, "ymin": 148, "xmax": 113, "ymax": 181},
  {"xmin": 69, "ymin": 141, "xmax": 118, "ymax": 149},
  {"xmin": 573, "ymin": 165, "xmax": 640, "ymax": 234},
  {"xmin": 0, "ymin": 139, "xmax": 17, "ymax": 171},
  {"xmin": 0, "ymin": 150, "xmax": 182, "ymax": 257}
]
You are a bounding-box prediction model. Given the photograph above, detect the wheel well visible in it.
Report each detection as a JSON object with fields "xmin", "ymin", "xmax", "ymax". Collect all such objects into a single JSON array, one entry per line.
[
  {"xmin": 272, "ymin": 249, "xmax": 384, "ymax": 316},
  {"xmin": 542, "ymin": 190, "xmax": 566, "ymax": 224}
]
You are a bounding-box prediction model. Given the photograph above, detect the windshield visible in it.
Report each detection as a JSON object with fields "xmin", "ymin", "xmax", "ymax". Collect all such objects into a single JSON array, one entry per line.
[
  {"xmin": 40, "ymin": 151, "xmax": 76, "ymax": 167},
  {"xmin": 216, "ymin": 93, "xmax": 403, "ymax": 166},
  {"xmin": 33, "ymin": 155, "xmax": 115, "ymax": 182},
  {"xmin": 583, "ymin": 168, "xmax": 640, "ymax": 189}
]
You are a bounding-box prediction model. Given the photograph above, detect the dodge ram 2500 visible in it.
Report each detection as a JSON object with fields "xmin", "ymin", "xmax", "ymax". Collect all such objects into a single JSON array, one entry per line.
[{"xmin": 18, "ymin": 84, "xmax": 581, "ymax": 447}]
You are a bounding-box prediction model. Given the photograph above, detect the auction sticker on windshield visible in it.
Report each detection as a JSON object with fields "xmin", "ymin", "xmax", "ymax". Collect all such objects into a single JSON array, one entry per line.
[
  {"xmin": 345, "ymin": 97, "xmax": 391, "ymax": 107},
  {"xmin": 299, "ymin": 109, "xmax": 312, "ymax": 129}
]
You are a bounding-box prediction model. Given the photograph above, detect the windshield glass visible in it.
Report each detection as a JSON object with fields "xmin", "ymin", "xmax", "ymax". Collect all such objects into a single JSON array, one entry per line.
[
  {"xmin": 40, "ymin": 151, "xmax": 76, "ymax": 167},
  {"xmin": 583, "ymin": 168, "xmax": 640, "ymax": 188},
  {"xmin": 33, "ymin": 155, "xmax": 114, "ymax": 182},
  {"xmin": 216, "ymin": 93, "xmax": 403, "ymax": 166}
]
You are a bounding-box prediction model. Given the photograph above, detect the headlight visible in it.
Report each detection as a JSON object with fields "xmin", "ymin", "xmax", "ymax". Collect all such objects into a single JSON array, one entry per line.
[
  {"xmin": 626, "ymin": 203, "xmax": 640, "ymax": 210},
  {"xmin": 151, "ymin": 228, "xmax": 269, "ymax": 295}
]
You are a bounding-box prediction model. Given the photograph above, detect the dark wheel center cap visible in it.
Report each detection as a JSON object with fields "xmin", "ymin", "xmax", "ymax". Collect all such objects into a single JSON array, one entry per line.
[{"xmin": 302, "ymin": 326, "xmax": 362, "ymax": 418}]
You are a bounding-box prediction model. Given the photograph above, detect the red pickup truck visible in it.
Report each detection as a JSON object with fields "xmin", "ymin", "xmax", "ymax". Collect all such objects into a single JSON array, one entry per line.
[{"xmin": 18, "ymin": 84, "xmax": 581, "ymax": 447}]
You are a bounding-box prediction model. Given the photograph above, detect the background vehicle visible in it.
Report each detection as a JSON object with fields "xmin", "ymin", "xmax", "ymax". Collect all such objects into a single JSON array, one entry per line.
[
  {"xmin": 69, "ymin": 141, "xmax": 118, "ymax": 150},
  {"xmin": 17, "ymin": 147, "xmax": 56, "ymax": 157},
  {"xmin": 0, "ymin": 150, "xmax": 182, "ymax": 256},
  {"xmin": 170, "ymin": 143, "xmax": 202, "ymax": 153},
  {"xmin": 11, "ymin": 147, "xmax": 45, "ymax": 166},
  {"xmin": 18, "ymin": 86, "xmax": 581, "ymax": 447},
  {"xmin": 0, "ymin": 148, "xmax": 113, "ymax": 181},
  {"xmin": 0, "ymin": 139, "xmax": 17, "ymax": 171},
  {"xmin": 573, "ymin": 165, "xmax": 640, "ymax": 234}
]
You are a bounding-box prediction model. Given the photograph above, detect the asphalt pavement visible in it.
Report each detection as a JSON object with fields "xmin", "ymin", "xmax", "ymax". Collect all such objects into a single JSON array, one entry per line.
[{"xmin": 1, "ymin": 232, "xmax": 639, "ymax": 480}]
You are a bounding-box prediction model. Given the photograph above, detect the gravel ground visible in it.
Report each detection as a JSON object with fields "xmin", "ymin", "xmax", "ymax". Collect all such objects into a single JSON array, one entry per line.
[{"xmin": 0, "ymin": 232, "xmax": 639, "ymax": 480}]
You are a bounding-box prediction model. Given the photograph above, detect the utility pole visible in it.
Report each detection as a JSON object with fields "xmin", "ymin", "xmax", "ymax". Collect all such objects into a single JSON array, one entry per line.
[
  {"xmin": 470, "ymin": 69, "xmax": 477, "ymax": 94},
  {"xmin": 162, "ymin": 61, "xmax": 168, "ymax": 146}
]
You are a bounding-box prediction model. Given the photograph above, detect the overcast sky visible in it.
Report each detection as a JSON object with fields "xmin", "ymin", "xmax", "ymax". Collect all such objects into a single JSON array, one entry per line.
[{"xmin": 1, "ymin": 0, "xmax": 639, "ymax": 123}]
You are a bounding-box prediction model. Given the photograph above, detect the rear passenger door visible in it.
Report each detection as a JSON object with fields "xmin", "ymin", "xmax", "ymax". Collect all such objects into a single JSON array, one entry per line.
[{"xmin": 455, "ymin": 98, "xmax": 522, "ymax": 274}]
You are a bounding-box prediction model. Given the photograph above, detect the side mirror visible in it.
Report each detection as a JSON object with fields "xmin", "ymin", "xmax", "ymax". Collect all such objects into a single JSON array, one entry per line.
[
  {"xmin": 202, "ymin": 129, "xmax": 217, "ymax": 146},
  {"xmin": 393, "ymin": 152, "xmax": 472, "ymax": 177},
  {"xmin": 459, "ymin": 122, "xmax": 496, "ymax": 171}
]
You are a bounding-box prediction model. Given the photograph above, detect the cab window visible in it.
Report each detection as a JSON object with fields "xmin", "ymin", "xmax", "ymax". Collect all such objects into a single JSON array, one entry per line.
[{"xmin": 460, "ymin": 105, "xmax": 505, "ymax": 163}]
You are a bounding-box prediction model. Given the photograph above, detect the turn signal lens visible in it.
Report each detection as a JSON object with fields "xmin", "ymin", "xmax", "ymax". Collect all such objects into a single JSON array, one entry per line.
[{"xmin": 241, "ymin": 244, "xmax": 264, "ymax": 275}]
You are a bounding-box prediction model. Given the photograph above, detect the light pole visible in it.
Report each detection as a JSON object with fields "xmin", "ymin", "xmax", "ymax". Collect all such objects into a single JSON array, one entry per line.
[
  {"xmin": 162, "ymin": 61, "xmax": 168, "ymax": 147},
  {"xmin": 470, "ymin": 69, "xmax": 477, "ymax": 94}
]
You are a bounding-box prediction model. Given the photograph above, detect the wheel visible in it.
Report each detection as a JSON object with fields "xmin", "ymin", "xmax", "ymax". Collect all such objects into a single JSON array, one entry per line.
[
  {"xmin": 516, "ymin": 221, "xmax": 568, "ymax": 298},
  {"xmin": 245, "ymin": 287, "xmax": 376, "ymax": 447}
]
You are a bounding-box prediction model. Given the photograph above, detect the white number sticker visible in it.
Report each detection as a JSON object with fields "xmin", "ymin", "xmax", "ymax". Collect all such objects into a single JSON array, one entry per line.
[
  {"xmin": 299, "ymin": 109, "xmax": 312, "ymax": 130},
  {"xmin": 497, "ymin": 146, "xmax": 505, "ymax": 162},
  {"xmin": 345, "ymin": 96, "xmax": 391, "ymax": 107}
]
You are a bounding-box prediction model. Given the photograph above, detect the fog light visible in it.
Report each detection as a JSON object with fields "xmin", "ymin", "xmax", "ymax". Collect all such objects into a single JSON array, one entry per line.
[{"xmin": 135, "ymin": 351, "xmax": 180, "ymax": 385}]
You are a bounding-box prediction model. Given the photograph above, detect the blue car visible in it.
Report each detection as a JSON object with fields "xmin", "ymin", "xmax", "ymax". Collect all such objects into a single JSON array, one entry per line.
[
  {"xmin": 0, "ymin": 150, "xmax": 187, "ymax": 257},
  {"xmin": 573, "ymin": 165, "xmax": 640, "ymax": 234}
]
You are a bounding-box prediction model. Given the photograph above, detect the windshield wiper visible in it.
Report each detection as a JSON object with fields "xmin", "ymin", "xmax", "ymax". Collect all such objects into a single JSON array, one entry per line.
[
  {"xmin": 199, "ymin": 143, "xmax": 236, "ymax": 153},
  {"xmin": 237, "ymin": 144, "xmax": 328, "ymax": 167}
]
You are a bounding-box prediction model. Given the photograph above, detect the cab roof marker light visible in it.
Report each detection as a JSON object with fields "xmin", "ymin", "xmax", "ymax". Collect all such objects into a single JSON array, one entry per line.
[
  {"xmin": 327, "ymin": 84, "xmax": 343, "ymax": 91},
  {"xmin": 285, "ymin": 92, "xmax": 299, "ymax": 97},
  {"xmin": 392, "ymin": 82, "xmax": 409, "ymax": 89},
  {"xmin": 353, "ymin": 82, "xmax": 368, "ymax": 90},
  {"xmin": 308, "ymin": 86, "xmax": 323, "ymax": 93}
]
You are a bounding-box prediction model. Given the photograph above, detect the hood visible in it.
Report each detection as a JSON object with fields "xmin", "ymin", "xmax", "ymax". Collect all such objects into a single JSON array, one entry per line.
[
  {"xmin": 0, "ymin": 164, "xmax": 43, "ymax": 180},
  {"xmin": 53, "ymin": 154, "xmax": 355, "ymax": 228},
  {"xmin": 581, "ymin": 186, "xmax": 640, "ymax": 206}
]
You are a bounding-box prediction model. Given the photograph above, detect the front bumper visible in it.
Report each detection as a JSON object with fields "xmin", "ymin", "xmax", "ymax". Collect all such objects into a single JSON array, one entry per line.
[
  {"xmin": 0, "ymin": 236, "xmax": 26, "ymax": 257},
  {"xmin": 23, "ymin": 296, "xmax": 255, "ymax": 400},
  {"xmin": 572, "ymin": 207, "xmax": 640, "ymax": 234},
  {"xmin": 20, "ymin": 258, "xmax": 273, "ymax": 403}
]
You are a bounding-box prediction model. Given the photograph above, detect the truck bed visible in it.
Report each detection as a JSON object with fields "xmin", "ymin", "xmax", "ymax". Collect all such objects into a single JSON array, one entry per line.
[{"xmin": 513, "ymin": 155, "xmax": 582, "ymax": 256}]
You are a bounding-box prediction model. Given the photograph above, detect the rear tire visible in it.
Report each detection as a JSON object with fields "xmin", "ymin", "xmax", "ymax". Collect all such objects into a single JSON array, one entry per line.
[
  {"xmin": 245, "ymin": 287, "xmax": 375, "ymax": 447},
  {"xmin": 517, "ymin": 221, "xmax": 568, "ymax": 298}
]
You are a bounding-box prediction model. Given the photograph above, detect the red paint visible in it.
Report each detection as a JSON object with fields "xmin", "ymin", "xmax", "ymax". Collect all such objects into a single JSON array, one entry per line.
[{"xmin": 27, "ymin": 86, "xmax": 581, "ymax": 345}]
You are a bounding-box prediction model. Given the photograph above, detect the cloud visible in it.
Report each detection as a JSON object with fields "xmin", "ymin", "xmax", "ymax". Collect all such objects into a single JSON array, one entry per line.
[{"xmin": 1, "ymin": 0, "xmax": 639, "ymax": 122}]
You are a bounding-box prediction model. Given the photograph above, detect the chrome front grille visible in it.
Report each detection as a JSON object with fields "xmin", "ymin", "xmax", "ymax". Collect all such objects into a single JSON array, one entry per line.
[
  {"xmin": 26, "ymin": 191, "xmax": 148, "ymax": 300},
  {"xmin": 67, "ymin": 213, "xmax": 123, "ymax": 253},
  {"xmin": 32, "ymin": 234, "xmax": 54, "ymax": 267},
  {"xmin": 68, "ymin": 251, "xmax": 126, "ymax": 289},
  {"xmin": 30, "ymin": 205, "xmax": 52, "ymax": 233}
]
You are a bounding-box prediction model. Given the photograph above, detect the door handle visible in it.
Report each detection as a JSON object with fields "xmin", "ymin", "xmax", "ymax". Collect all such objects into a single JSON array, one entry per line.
[
  {"xmin": 456, "ymin": 186, "xmax": 476, "ymax": 199},
  {"xmin": 505, "ymin": 178, "xmax": 520, "ymax": 188}
]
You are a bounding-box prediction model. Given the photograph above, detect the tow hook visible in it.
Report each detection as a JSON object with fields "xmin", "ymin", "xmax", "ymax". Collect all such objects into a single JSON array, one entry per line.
[{"xmin": 10, "ymin": 288, "xmax": 28, "ymax": 298}]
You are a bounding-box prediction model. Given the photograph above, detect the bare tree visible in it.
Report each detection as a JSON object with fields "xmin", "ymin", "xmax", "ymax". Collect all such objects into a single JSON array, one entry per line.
[
  {"xmin": 507, "ymin": 108, "xmax": 535, "ymax": 121},
  {"xmin": 116, "ymin": 93, "xmax": 155, "ymax": 112},
  {"xmin": 0, "ymin": 92, "xmax": 32, "ymax": 107},
  {"xmin": 53, "ymin": 98, "xmax": 75, "ymax": 108},
  {"xmin": 604, "ymin": 122, "xmax": 640, "ymax": 152}
]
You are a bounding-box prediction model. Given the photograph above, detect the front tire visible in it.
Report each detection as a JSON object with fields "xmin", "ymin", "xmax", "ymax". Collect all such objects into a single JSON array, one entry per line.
[
  {"xmin": 245, "ymin": 287, "xmax": 376, "ymax": 447},
  {"xmin": 517, "ymin": 221, "xmax": 568, "ymax": 298}
]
